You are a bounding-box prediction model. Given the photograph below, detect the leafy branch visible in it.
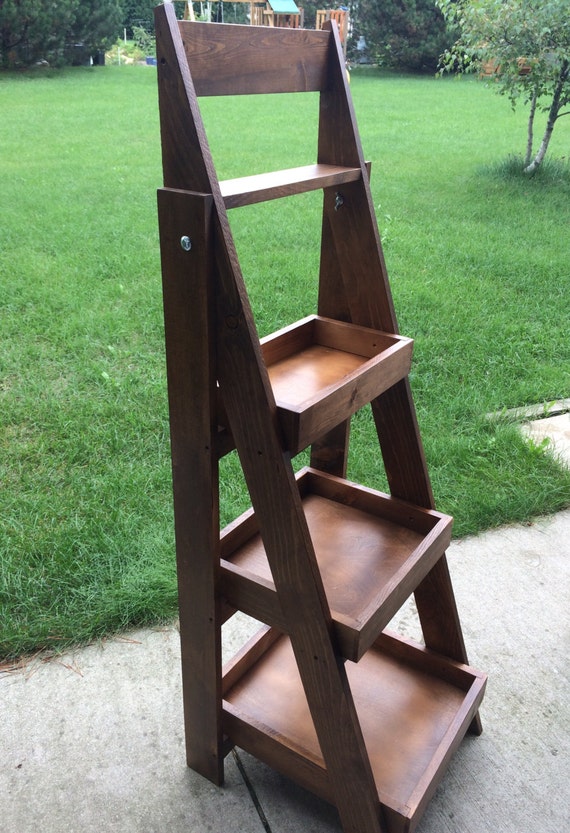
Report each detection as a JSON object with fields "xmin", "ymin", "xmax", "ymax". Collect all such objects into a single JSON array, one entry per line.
[{"xmin": 436, "ymin": 0, "xmax": 570, "ymax": 173}]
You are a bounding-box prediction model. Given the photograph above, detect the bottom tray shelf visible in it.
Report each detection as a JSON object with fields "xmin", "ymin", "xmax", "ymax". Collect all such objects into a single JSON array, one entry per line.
[{"xmin": 222, "ymin": 628, "xmax": 486, "ymax": 833}]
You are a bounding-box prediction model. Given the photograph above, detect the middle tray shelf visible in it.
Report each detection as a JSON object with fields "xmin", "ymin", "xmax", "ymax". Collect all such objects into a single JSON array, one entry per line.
[
  {"xmin": 216, "ymin": 315, "xmax": 413, "ymax": 458},
  {"xmin": 220, "ymin": 467, "xmax": 453, "ymax": 663}
]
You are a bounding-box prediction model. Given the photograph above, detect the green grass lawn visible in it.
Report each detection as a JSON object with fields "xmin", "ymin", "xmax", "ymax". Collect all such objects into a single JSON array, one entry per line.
[{"xmin": 1, "ymin": 64, "xmax": 569, "ymax": 660}]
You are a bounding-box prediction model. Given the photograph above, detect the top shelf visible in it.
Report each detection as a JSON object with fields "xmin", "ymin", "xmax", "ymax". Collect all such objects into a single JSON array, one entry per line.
[{"xmin": 220, "ymin": 163, "xmax": 362, "ymax": 208}]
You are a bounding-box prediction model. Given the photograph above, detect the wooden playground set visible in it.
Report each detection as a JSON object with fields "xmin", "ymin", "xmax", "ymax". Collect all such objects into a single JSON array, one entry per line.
[{"xmin": 180, "ymin": 0, "xmax": 349, "ymax": 50}]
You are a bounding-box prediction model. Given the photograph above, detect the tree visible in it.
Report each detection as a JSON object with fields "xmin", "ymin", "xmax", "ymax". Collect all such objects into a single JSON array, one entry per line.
[
  {"xmin": 437, "ymin": 0, "xmax": 570, "ymax": 174},
  {"xmin": 69, "ymin": 0, "xmax": 122, "ymax": 56},
  {"xmin": 351, "ymin": 0, "xmax": 455, "ymax": 72},
  {"xmin": 0, "ymin": 0, "xmax": 120, "ymax": 67},
  {"xmin": 121, "ymin": 0, "xmax": 157, "ymax": 37},
  {"xmin": 0, "ymin": 0, "xmax": 78, "ymax": 67}
]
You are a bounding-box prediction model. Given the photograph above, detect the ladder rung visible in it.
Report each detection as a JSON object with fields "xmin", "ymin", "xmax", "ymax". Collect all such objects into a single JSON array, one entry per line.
[{"xmin": 220, "ymin": 164, "xmax": 362, "ymax": 208}]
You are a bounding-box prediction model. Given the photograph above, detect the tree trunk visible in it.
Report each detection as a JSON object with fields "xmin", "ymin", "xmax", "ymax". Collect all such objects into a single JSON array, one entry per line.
[
  {"xmin": 525, "ymin": 60, "xmax": 569, "ymax": 174},
  {"xmin": 524, "ymin": 88, "xmax": 538, "ymax": 168}
]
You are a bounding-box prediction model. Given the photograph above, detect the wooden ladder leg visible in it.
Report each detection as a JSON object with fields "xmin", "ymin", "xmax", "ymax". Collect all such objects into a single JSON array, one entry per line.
[
  {"xmin": 413, "ymin": 555, "xmax": 483, "ymax": 735},
  {"xmin": 157, "ymin": 188, "xmax": 225, "ymax": 783},
  {"xmin": 213, "ymin": 229, "xmax": 385, "ymax": 833},
  {"xmin": 310, "ymin": 420, "xmax": 351, "ymax": 477},
  {"xmin": 292, "ymin": 636, "xmax": 386, "ymax": 833},
  {"xmin": 319, "ymin": 174, "xmax": 483, "ymax": 733},
  {"xmin": 372, "ymin": 380, "xmax": 483, "ymax": 734}
]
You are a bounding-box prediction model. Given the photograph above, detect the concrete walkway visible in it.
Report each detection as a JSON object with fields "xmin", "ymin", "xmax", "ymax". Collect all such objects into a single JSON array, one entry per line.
[{"xmin": 2, "ymin": 415, "xmax": 569, "ymax": 833}]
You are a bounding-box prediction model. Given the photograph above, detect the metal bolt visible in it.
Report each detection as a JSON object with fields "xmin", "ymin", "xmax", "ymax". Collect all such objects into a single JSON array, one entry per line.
[
  {"xmin": 334, "ymin": 192, "xmax": 344, "ymax": 211},
  {"xmin": 180, "ymin": 236, "xmax": 192, "ymax": 251}
]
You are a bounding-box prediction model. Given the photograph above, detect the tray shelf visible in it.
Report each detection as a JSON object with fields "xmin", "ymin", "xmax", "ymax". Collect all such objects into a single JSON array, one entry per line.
[
  {"xmin": 220, "ymin": 467, "xmax": 452, "ymax": 662},
  {"xmin": 261, "ymin": 316, "xmax": 413, "ymax": 456},
  {"xmin": 215, "ymin": 316, "xmax": 413, "ymax": 458},
  {"xmin": 222, "ymin": 627, "xmax": 486, "ymax": 833}
]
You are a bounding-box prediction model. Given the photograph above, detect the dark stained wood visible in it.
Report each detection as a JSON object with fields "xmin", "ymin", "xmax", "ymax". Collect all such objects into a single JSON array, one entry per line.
[
  {"xmin": 223, "ymin": 629, "xmax": 486, "ymax": 833},
  {"xmin": 372, "ymin": 380, "xmax": 434, "ymax": 507},
  {"xmin": 219, "ymin": 559, "xmax": 285, "ymax": 631},
  {"xmin": 155, "ymin": 11, "xmax": 385, "ymax": 828},
  {"xmin": 260, "ymin": 316, "xmax": 413, "ymax": 454},
  {"xmin": 178, "ymin": 20, "xmax": 331, "ymax": 96},
  {"xmin": 220, "ymin": 468, "xmax": 453, "ymax": 662},
  {"xmin": 157, "ymin": 187, "xmax": 223, "ymax": 784},
  {"xmin": 154, "ymin": 6, "xmax": 484, "ymax": 829},
  {"xmin": 221, "ymin": 623, "xmax": 281, "ymax": 695},
  {"xmin": 213, "ymin": 201, "xmax": 385, "ymax": 833},
  {"xmin": 214, "ymin": 316, "xmax": 413, "ymax": 457},
  {"xmin": 309, "ymin": 419, "xmax": 351, "ymax": 477},
  {"xmin": 371, "ymin": 379, "xmax": 483, "ymax": 736},
  {"xmin": 320, "ymin": 181, "xmax": 398, "ymax": 334},
  {"xmin": 311, "ymin": 25, "xmax": 481, "ymax": 706},
  {"xmin": 155, "ymin": 9, "xmax": 215, "ymax": 192},
  {"xmin": 221, "ymin": 164, "xmax": 361, "ymax": 209}
]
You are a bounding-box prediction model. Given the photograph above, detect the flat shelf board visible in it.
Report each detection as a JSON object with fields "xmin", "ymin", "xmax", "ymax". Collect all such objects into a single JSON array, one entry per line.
[
  {"xmin": 260, "ymin": 316, "xmax": 413, "ymax": 455},
  {"xmin": 223, "ymin": 628, "xmax": 486, "ymax": 833},
  {"xmin": 220, "ymin": 468, "xmax": 452, "ymax": 661},
  {"xmin": 220, "ymin": 164, "xmax": 362, "ymax": 208}
]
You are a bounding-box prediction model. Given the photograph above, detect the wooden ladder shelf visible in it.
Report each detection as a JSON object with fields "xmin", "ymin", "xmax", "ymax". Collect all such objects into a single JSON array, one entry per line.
[{"xmin": 154, "ymin": 6, "xmax": 486, "ymax": 833}]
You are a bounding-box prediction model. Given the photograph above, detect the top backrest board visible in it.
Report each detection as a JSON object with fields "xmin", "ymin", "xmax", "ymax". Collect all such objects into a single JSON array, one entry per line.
[{"xmin": 178, "ymin": 20, "xmax": 332, "ymax": 96}]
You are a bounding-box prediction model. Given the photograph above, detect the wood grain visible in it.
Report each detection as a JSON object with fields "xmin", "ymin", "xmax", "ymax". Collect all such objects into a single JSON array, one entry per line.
[
  {"xmin": 178, "ymin": 20, "xmax": 331, "ymax": 95},
  {"xmin": 154, "ymin": 7, "xmax": 484, "ymax": 828}
]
